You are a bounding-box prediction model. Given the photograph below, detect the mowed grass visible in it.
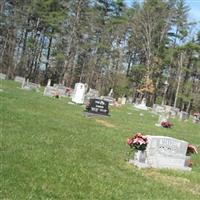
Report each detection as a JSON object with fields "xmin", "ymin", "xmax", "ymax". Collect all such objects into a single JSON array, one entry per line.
[{"xmin": 1, "ymin": 80, "xmax": 200, "ymax": 200}]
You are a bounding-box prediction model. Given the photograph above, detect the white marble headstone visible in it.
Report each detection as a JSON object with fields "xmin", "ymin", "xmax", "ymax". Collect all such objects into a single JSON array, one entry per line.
[{"xmin": 72, "ymin": 83, "xmax": 86, "ymax": 104}]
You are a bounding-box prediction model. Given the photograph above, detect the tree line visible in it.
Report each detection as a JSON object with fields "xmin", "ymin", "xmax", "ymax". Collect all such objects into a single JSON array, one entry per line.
[{"xmin": 0, "ymin": 0, "xmax": 200, "ymax": 112}]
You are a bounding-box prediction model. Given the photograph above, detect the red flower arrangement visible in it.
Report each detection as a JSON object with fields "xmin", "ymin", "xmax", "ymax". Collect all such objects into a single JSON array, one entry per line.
[
  {"xmin": 187, "ymin": 144, "xmax": 198, "ymax": 155},
  {"xmin": 127, "ymin": 133, "xmax": 148, "ymax": 151},
  {"xmin": 161, "ymin": 121, "xmax": 173, "ymax": 128}
]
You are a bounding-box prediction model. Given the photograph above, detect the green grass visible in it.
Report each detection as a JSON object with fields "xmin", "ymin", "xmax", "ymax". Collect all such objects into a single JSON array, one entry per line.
[{"xmin": 1, "ymin": 80, "xmax": 200, "ymax": 200}]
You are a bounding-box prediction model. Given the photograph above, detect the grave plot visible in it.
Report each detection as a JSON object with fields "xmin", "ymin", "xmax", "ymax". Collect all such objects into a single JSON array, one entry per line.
[{"xmin": 128, "ymin": 133, "xmax": 198, "ymax": 171}]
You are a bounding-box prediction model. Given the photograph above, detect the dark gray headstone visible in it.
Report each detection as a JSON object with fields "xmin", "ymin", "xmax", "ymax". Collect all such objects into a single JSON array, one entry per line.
[{"xmin": 85, "ymin": 99, "xmax": 109, "ymax": 116}]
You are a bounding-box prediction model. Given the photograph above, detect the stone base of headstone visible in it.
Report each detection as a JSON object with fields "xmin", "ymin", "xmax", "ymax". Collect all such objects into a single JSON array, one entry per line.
[{"xmin": 84, "ymin": 112, "xmax": 109, "ymax": 118}]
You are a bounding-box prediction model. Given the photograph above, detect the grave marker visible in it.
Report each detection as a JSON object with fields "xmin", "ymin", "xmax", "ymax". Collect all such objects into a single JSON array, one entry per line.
[
  {"xmin": 22, "ymin": 79, "xmax": 40, "ymax": 92},
  {"xmin": 132, "ymin": 136, "xmax": 191, "ymax": 171},
  {"xmin": 85, "ymin": 98, "xmax": 109, "ymax": 116},
  {"xmin": 134, "ymin": 98, "xmax": 148, "ymax": 110},
  {"xmin": 179, "ymin": 111, "xmax": 189, "ymax": 121},
  {"xmin": 14, "ymin": 76, "xmax": 25, "ymax": 84},
  {"xmin": 0, "ymin": 73, "xmax": 6, "ymax": 80},
  {"xmin": 72, "ymin": 83, "xmax": 87, "ymax": 104}
]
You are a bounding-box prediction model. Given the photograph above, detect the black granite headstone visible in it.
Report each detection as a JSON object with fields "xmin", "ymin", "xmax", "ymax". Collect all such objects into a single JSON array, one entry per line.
[{"xmin": 86, "ymin": 99, "xmax": 109, "ymax": 116}]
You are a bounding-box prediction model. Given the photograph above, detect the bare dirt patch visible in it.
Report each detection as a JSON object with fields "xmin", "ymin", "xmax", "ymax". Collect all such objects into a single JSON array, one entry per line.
[{"xmin": 95, "ymin": 119, "xmax": 115, "ymax": 128}]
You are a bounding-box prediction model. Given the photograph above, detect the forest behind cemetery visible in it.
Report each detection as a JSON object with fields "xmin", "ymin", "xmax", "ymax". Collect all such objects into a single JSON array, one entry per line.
[{"xmin": 0, "ymin": 0, "xmax": 200, "ymax": 111}]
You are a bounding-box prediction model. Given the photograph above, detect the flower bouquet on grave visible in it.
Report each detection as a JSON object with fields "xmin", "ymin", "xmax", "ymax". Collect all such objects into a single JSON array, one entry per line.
[
  {"xmin": 161, "ymin": 121, "xmax": 173, "ymax": 128},
  {"xmin": 187, "ymin": 144, "xmax": 198, "ymax": 155},
  {"xmin": 127, "ymin": 133, "xmax": 148, "ymax": 151},
  {"xmin": 185, "ymin": 144, "xmax": 198, "ymax": 167}
]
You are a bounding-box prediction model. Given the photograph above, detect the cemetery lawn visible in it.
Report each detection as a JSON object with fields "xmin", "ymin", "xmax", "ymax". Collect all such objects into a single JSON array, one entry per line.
[{"xmin": 1, "ymin": 80, "xmax": 200, "ymax": 200}]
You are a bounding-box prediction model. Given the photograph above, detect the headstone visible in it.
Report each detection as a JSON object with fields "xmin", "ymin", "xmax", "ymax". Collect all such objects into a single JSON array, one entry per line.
[
  {"xmin": 14, "ymin": 76, "xmax": 25, "ymax": 84},
  {"xmin": 108, "ymin": 88, "xmax": 113, "ymax": 97},
  {"xmin": 135, "ymin": 98, "xmax": 140, "ymax": 105},
  {"xmin": 102, "ymin": 96, "xmax": 115, "ymax": 106},
  {"xmin": 127, "ymin": 97, "xmax": 133, "ymax": 104},
  {"xmin": 0, "ymin": 73, "xmax": 6, "ymax": 80},
  {"xmin": 54, "ymin": 84, "xmax": 67, "ymax": 97},
  {"xmin": 134, "ymin": 98, "xmax": 148, "ymax": 110},
  {"xmin": 164, "ymin": 105, "xmax": 173, "ymax": 113},
  {"xmin": 47, "ymin": 79, "xmax": 51, "ymax": 86},
  {"xmin": 43, "ymin": 86, "xmax": 57, "ymax": 97},
  {"xmin": 85, "ymin": 98, "xmax": 109, "ymax": 116},
  {"xmin": 84, "ymin": 88, "xmax": 99, "ymax": 103},
  {"xmin": 179, "ymin": 111, "xmax": 189, "ymax": 121},
  {"xmin": 132, "ymin": 136, "xmax": 191, "ymax": 171},
  {"xmin": 170, "ymin": 107, "xmax": 180, "ymax": 118},
  {"xmin": 72, "ymin": 83, "xmax": 86, "ymax": 104},
  {"xmin": 152, "ymin": 104, "xmax": 165, "ymax": 114},
  {"xmin": 22, "ymin": 79, "xmax": 40, "ymax": 92},
  {"xmin": 121, "ymin": 97, "xmax": 126, "ymax": 105}
]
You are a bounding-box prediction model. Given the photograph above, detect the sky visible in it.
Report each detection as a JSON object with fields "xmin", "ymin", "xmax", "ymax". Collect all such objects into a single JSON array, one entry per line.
[{"xmin": 124, "ymin": 0, "xmax": 200, "ymax": 25}]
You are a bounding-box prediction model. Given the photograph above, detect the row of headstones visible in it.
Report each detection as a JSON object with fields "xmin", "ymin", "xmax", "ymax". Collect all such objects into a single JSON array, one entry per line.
[
  {"xmin": 1, "ymin": 74, "xmax": 126, "ymax": 106},
  {"xmin": 0, "ymin": 74, "xmax": 41, "ymax": 92},
  {"xmin": 152, "ymin": 104, "xmax": 191, "ymax": 121},
  {"xmin": 0, "ymin": 73, "xmax": 25, "ymax": 83},
  {"xmin": 43, "ymin": 79, "xmax": 70, "ymax": 98}
]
